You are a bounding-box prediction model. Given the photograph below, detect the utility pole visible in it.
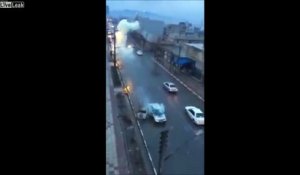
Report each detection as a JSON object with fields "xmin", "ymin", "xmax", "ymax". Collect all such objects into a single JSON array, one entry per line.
[
  {"xmin": 158, "ymin": 130, "xmax": 169, "ymax": 175},
  {"xmin": 178, "ymin": 41, "xmax": 182, "ymax": 57}
]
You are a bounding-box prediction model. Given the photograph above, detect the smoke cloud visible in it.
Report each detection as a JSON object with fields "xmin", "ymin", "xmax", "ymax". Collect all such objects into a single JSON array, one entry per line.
[
  {"xmin": 115, "ymin": 19, "xmax": 140, "ymax": 59},
  {"xmin": 117, "ymin": 19, "xmax": 140, "ymax": 37},
  {"xmin": 136, "ymin": 86, "xmax": 151, "ymax": 108}
]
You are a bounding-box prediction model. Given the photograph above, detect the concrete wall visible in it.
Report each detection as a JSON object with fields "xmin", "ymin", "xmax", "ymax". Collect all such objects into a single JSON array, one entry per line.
[
  {"xmin": 184, "ymin": 46, "xmax": 204, "ymax": 75},
  {"xmin": 160, "ymin": 44, "xmax": 204, "ymax": 78},
  {"xmin": 185, "ymin": 46, "xmax": 204, "ymax": 63}
]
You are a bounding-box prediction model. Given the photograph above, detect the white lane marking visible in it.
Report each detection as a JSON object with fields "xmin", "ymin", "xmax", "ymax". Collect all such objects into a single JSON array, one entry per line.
[{"xmin": 152, "ymin": 58, "xmax": 204, "ymax": 102}]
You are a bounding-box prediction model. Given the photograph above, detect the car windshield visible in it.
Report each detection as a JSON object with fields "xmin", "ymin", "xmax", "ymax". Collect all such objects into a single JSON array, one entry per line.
[
  {"xmin": 169, "ymin": 84, "xmax": 175, "ymax": 88},
  {"xmin": 153, "ymin": 109, "xmax": 164, "ymax": 116},
  {"xmin": 139, "ymin": 109, "xmax": 146, "ymax": 113},
  {"xmin": 196, "ymin": 113, "xmax": 203, "ymax": 118}
]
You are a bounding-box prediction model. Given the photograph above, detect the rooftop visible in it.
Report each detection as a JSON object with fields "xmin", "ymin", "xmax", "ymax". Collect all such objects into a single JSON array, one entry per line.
[
  {"xmin": 149, "ymin": 103, "xmax": 165, "ymax": 112},
  {"xmin": 185, "ymin": 43, "xmax": 204, "ymax": 51}
]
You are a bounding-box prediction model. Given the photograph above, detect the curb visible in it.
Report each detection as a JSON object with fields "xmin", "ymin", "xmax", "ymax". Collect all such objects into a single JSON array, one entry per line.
[
  {"xmin": 152, "ymin": 58, "xmax": 205, "ymax": 102},
  {"xmin": 107, "ymin": 61, "xmax": 132, "ymax": 175},
  {"xmin": 116, "ymin": 67, "xmax": 158, "ymax": 175}
]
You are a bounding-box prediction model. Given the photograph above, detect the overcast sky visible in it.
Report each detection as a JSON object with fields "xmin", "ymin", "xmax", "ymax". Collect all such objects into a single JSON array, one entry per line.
[{"xmin": 107, "ymin": 0, "xmax": 204, "ymax": 27}]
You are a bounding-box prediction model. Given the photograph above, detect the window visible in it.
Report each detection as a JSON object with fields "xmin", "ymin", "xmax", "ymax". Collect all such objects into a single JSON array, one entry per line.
[
  {"xmin": 196, "ymin": 113, "xmax": 203, "ymax": 118},
  {"xmin": 153, "ymin": 109, "xmax": 164, "ymax": 116},
  {"xmin": 189, "ymin": 109, "xmax": 195, "ymax": 116}
]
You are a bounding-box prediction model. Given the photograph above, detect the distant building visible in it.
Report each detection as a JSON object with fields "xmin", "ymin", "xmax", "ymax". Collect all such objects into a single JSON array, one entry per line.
[
  {"xmin": 163, "ymin": 22, "xmax": 203, "ymax": 44},
  {"xmin": 136, "ymin": 16, "xmax": 165, "ymax": 43},
  {"xmin": 164, "ymin": 24, "xmax": 180, "ymax": 35},
  {"xmin": 194, "ymin": 27, "xmax": 200, "ymax": 33},
  {"xmin": 165, "ymin": 33, "xmax": 203, "ymax": 44},
  {"xmin": 178, "ymin": 22, "xmax": 185, "ymax": 34},
  {"xmin": 160, "ymin": 42, "xmax": 204, "ymax": 80},
  {"xmin": 179, "ymin": 43, "xmax": 203, "ymax": 79}
]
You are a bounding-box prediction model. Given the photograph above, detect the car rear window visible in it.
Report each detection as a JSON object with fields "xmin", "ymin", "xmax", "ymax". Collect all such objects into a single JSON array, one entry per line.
[
  {"xmin": 169, "ymin": 84, "xmax": 175, "ymax": 87},
  {"xmin": 196, "ymin": 113, "xmax": 203, "ymax": 118}
]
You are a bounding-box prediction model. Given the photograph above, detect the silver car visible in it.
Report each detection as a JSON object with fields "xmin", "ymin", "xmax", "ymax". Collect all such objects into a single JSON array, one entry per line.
[
  {"xmin": 185, "ymin": 106, "xmax": 204, "ymax": 125},
  {"xmin": 163, "ymin": 82, "xmax": 178, "ymax": 93},
  {"xmin": 136, "ymin": 50, "xmax": 143, "ymax": 56}
]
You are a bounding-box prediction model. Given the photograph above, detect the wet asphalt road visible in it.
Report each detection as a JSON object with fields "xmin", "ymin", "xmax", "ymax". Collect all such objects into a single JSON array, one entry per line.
[{"xmin": 117, "ymin": 39, "xmax": 204, "ymax": 175}]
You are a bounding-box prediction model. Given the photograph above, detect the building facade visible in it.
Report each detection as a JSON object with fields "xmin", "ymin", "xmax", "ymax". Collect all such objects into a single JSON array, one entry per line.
[
  {"xmin": 183, "ymin": 43, "xmax": 204, "ymax": 78},
  {"xmin": 160, "ymin": 42, "xmax": 204, "ymax": 80},
  {"xmin": 163, "ymin": 22, "xmax": 203, "ymax": 44}
]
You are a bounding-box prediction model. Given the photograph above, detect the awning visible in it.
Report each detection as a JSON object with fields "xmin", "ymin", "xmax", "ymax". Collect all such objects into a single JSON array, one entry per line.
[{"xmin": 176, "ymin": 57, "xmax": 195, "ymax": 66}]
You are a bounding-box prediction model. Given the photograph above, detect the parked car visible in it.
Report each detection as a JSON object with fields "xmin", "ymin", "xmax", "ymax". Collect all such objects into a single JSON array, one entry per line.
[
  {"xmin": 185, "ymin": 106, "xmax": 204, "ymax": 125},
  {"xmin": 163, "ymin": 82, "xmax": 178, "ymax": 93}
]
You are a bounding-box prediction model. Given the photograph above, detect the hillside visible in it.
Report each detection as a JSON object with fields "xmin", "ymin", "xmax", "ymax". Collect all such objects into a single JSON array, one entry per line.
[{"xmin": 109, "ymin": 9, "xmax": 188, "ymax": 26}]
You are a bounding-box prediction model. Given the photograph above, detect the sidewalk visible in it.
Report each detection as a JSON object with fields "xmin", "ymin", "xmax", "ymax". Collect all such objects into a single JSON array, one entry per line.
[
  {"xmin": 155, "ymin": 57, "xmax": 205, "ymax": 99},
  {"xmin": 106, "ymin": 46, "xmax": 130, "ymax": 175}
]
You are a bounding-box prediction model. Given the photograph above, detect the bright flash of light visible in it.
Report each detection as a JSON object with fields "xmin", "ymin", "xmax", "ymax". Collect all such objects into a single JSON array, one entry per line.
[
  {"xmin": 116, "ymin": 31, "xmax": 126, "ymax": 48},
  {"xmin": 123, "ymin": 85, "xmax": 131, "ymax": 94}
]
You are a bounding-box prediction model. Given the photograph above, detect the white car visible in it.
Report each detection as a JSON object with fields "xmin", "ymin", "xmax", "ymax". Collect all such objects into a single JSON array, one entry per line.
[
  {"xmin": 147, "ymin": 103, "xmax": 167, "ymax": 123},
  {"xmin": 163, "ymin": 82, "xmax": 178, "ymax": 93},
  {"xmin": 137, "ymin": 108, "xmax": 147, "ymax": 119},
  {"xmin": 185, "ymin": 106, "xmax": 204, "ymax": 125},
  {"xmin": 136, "ymin": 50, "xmax": 143, "ymax": 56}
]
